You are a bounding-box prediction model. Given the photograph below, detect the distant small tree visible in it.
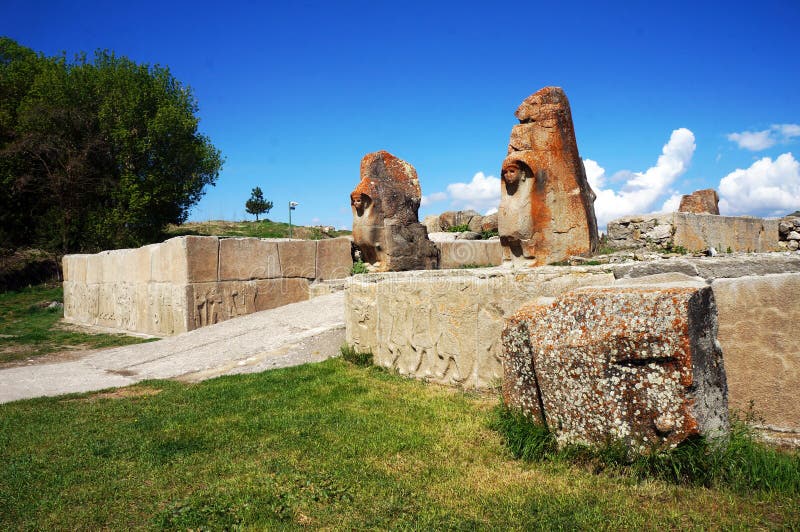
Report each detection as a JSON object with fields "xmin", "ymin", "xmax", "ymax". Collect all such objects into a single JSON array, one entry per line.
[{"xmin": 245, "ymin": 186, "xmax": 272, "ymax": 221}]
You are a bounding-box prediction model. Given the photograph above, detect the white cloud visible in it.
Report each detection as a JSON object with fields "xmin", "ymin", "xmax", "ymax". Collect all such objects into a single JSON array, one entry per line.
[
  {"xmin": 445, "ymin": 172, "xmax": 501, "ymax": 213},
  {"xmin": 718, "ymin": 152, "xmax": 800, "ymax": 216},
  {"xmin": 659, "ymin": 193, "xmax": 683, "ymax": 213},
  {"xmin": 421, "ymin": 191, "xmax": 447, "ymax": 207},
  {"xmin": 727, "ymin": 123, "xmax": 800, "ymax": 151},
  {"xmin": 588, "ymin": 128, "xmax": 696, "ymax": 229}
]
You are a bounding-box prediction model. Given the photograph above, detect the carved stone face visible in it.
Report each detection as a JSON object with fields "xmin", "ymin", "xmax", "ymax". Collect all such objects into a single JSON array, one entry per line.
[
  {"xmin": 503, "ymin": 163, "xmax": 523, "ymax": 187},
  {"xmin": 351, "ymin": 193, "xmax": 371, "ymax": 215}
]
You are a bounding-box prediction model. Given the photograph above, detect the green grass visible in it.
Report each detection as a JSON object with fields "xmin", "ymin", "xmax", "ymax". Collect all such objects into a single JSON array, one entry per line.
[
  {"xmin": 339, "ymin": 343, "xmax": 373, "ymax": 366},
  {"xmin": 491, "ymin": 404, "xmax": 800, "ymax": 496},
  {"xmin": 0, "ymin": 361, "xmax": 797, "ymax": 529},
  {"xmin": 0, "ymin": 285, "xmax": 152, "ymax": 364},
  {"xmin": 165, "ymin": 219, "xmax": 351, "ymax": 240}
]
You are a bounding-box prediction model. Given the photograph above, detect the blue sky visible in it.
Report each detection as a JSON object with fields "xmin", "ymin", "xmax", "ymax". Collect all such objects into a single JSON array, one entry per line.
[{"xmin": 3, "ymin": 0, "xmax": 799, "ymax": 230}]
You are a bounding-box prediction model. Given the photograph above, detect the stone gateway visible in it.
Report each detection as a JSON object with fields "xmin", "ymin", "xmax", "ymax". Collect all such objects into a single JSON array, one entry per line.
[{"xmin": 499, "ymin": 87, "xmax": 599, "ymax": 266}]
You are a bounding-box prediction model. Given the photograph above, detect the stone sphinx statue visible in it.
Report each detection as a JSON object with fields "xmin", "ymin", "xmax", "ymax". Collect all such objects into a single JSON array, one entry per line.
[
  {"xmin": 351, "ymin": 150, "xmax": 439, "ymax": 271},
  {"xmin": 498, "ymin": 87, "xmax": 599, "ymax": 266}
]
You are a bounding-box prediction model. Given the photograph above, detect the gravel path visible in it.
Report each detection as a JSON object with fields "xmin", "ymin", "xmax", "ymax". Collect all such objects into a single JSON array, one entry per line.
[{"xmin": 0, "ymin": 292, "xmax": 345, "ymax": 404}]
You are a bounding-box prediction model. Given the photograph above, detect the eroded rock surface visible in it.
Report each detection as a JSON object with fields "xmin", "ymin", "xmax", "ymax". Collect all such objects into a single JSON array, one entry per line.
[
  {"xmin": 502, "ymin": 284, "xmax": 729, "ymax": 450},
  {"xmin": 679, "ymin": 189, "xmax": 720, "ymax": 214},
  {"xmin": 351, "ymin": 151, "xmax": 438, "ymax": 271},
  {"xmin": 499, "ymin": 87, "xmax": 599, "ymax": 266}
]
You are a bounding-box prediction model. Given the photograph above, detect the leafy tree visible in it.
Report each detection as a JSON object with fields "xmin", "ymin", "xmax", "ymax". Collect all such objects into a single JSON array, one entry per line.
[
  {"xmin": 0, "ymin": 38, "xmax": 223, "ymax": 253},
  {"xmin": 245, "ymin": 186, "xmax": 272, "ymax": 221}
]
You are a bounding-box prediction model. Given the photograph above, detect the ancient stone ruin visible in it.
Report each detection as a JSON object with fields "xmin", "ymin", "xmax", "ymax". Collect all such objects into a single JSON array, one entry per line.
[
  {"xmin": 63, "ymin": 236, "xmax": 352, "ymax": 335},
  {"xmin": 499, "ymin": 86, "xmax": 599, "ymax": 266},
  {"xmin": 502, "ymin": 284, "xmax": 729, "ymax": 450},
  {"xmin": 351, "ymin": 150, "xmax": 439, "ymax": 271},
  {"xmin": 679, "ymin": 189, "xmax": 720, "ymax": 215}
]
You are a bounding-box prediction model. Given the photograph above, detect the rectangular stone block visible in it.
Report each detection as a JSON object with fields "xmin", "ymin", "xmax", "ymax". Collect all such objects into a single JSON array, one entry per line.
[
  {"xmin": 673, "ymin": 213, "xmax": 780, "ymax": 253},
  {"xmin": 278, "ymin": 240, "xmax": 317, "ymax": 278},
  {"xmin": 151, "ymin": 237, "xmax": 189, "ymax": 283},
  {"xmin": 142, "ymin": 282, "xmax": 191, "ymax": 335},
  {"xmin": 502, "ymin": 284, "xmax": 728, "ymax": 451},
  {"xmin": 185, "ymin": 236, "xmax": 220, "ymax": 282},
  {"xmin": 316, "ymin": 237, "xmax": 352, "ymax": 280},
  {"xmin": 63, "ymin": 281, "xmax": 99, "ymax": 324},
  {"xmin": 713, "ymin": 274, "xmax": 800, "ymax": 434},
  {"xmin": 219, "ymin": 238, "xmax": 281, "ymax": 281},
  {"xmin": 129, "ymin": 246, "xmax": 152, "ymax": 284},
  {"xmin": 85, "ymin": 253, "xmax": 105, "ymax": 284},
  {"xmin": 188, "ymin": 279, "xmax": 309, "ymax": 330},
  {"xmin": 345, "ymin": 278, "xmax": 379, "ymax": 353},
  {"xmin": 62, "ymin": 255, "xmax": 88, "ymax": 283},
  {"xmin": 438, "ymin": 241, "xmax": 503, "ymax": 269}
]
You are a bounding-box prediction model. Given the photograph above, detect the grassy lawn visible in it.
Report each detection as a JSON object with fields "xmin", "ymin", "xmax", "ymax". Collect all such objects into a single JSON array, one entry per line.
[
  {"xmin": 1, "ymin": 359, "xmax": 797, "ymax": 530},
  {"xmin": 0, "ymin": 285, "xmax": 152, "ymax": 365},
  {"xmin": 165, "ymin": 219, "xmax": 351, "ymax": 240}
]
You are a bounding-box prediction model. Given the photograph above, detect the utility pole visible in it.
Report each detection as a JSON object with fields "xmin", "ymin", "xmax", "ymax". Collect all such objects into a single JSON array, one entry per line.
[{"xmin": 288, "ymin": 201, "xmax": 299, "ymax": 238}]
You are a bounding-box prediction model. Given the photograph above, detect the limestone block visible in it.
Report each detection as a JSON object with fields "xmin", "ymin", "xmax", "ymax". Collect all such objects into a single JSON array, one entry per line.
[
  {"xmin": 189, "ymin": 279, "xmax": 309, "ymax": 330},
  {"xmin": 316, "ymin": 237, "xmax": 353, "ymax": 280},
  {"xmin": 713, "ymin": 274, "xmax": 800, "ymax": 433},
  {"xmin": 345, "ymin": 278, "xmax": 379, "ymax": 352},
  {"xmin": 278, "ymin": 240, "xmax": 317, "ymax": 278},
  {"xmin": 63, "ymin": 281, "xmax": 99, "ymax": 324},
  {"xmin": 679, "ymin": 189, "xmax": 720, "ymax": 214},
  {"xmin": 142, "ymin": 283, "xmax": 191, "ymax": 335},
  {"xmin": 502, "ymin": 284, "xmax": 728, "ymax": 450},
  {"xmin": 219, "ymin": 238, "xmax": 281, "ymax": 281},
  {"xmin": 439, "ymin": 241, "xmax": 503, "ymax": 269},
  {"xmin": 423, "ymin": 214, "xmax": 442, "ymax": 234},
  {"xmin": 151, "ymin": 237, "xmax": 189, "ymax": 283},
  {"xmin": 130, "ymin": 245, "xmax": 153, "ymax": 284},
  {"xmin": 85, "ymin": 253, "xmax": 105, "ymax": 284},
  {"xmin": 184, "ymin": 236, "xmax": 220, "ymax": 282},
  {"xmin": 96, "ymin": 282, "xmax": 138, "ymax": 330},
  {"xmin": 62, "ymin": 255, "xmax": 88, "ymax": 283},
  {"xmin": 672, "ymin": 213, "xmax": 780, "ymax": 253}
]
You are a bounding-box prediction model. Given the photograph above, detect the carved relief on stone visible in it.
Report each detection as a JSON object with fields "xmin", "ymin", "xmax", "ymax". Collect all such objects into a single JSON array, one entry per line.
[{"xmin": 499, "ymin": 87, "xmax": 599, "ymax": 266}]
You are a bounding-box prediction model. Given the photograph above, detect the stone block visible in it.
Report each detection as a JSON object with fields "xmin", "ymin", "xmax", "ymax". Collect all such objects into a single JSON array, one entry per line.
[
  {"xmin": 439, "ymin": 241, "xmax": 503, "ymax": 269},
  {"xmin": 219, "ymin": 238, "xmax": 280, "ymax": 281},
  {"xmin": 316, "ymin": 237, "xmax": 352, "ymax": 280},
  {"xmin": 672, "ymin": 213, "xmax": 780, "ymax": 253},
  {"xmin": 278, "ymin": 240, "xmax": 317, "ymax": 278},
  {"xmin": 184, "ymin": 236, "xmax": 220, "ymax": 282},
  {"xmin": 63, "ymin": 281, "xmax": 99, "ymax": 324},
  {"xmin": 345, "ymin": 278, "xmax": 379, "ymax": 352},
  {"xmin": 151, "ymin": 237, "xmax": 188, "ymax": 283},
  {"xmin": 62, "ymin": 254, "xmax": 88, "ymax": 283},
  {"xmin": 85, "ymin": 253, "xmax": 105, "ymax": 284},
  {"xmin": 502, "ymin": 284, "xmax": 729, "ymax": 450},
  {"xmin": 712, "ymin": 274, "xmax": 800, "ymax": 434},
  {"xmin": 189, "ymin": 279, "xmax": 309, "ymax": 330},
  {"xmin": 130, "ymin": 245, "xmax": 153, "ymax": 284},
  {"xmin": 142, "ymin": 283, "xmax": 191, "ymax": 335}
]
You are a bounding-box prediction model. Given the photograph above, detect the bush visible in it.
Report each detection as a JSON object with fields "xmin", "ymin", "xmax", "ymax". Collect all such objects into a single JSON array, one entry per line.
[
  {"xmin": 350, "ymin": 260, "xmax": 369, "ymax": 275},
  {"xmin": 446, "ymin": 224, "xmax": 470, "ymax": 233}
]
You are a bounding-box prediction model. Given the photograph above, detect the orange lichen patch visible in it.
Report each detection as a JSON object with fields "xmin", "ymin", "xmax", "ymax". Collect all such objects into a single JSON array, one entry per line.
[{"xmin": 501, "ymin": 285, "xmax": 729, "ymax": 452}]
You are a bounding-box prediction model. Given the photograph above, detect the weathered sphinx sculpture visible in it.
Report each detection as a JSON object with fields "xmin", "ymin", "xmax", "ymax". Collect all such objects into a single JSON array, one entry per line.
[
  {"xmin": 499, "ymin": 87, "xmax": 599, "ymax": 266},
  {"xmin": 351, "ymin": 150, "xmax": 439, "ymax": 271}
]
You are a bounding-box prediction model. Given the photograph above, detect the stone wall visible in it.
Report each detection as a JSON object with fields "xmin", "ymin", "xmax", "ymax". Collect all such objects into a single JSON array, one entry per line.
[
  {"xmin": 344, "ymin": 255, "xmax": 800, "ymax": 439},
  {"xmin": 607, "ymin": 212, "xmax": 780, "ymax": 253},
  {"xmin": 64, "ymin": 236, "xmax": 352, "ymax": 336},
  {"xmin": 345, "ymin": 268, "xmax": 616, "ymax": 388}
]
